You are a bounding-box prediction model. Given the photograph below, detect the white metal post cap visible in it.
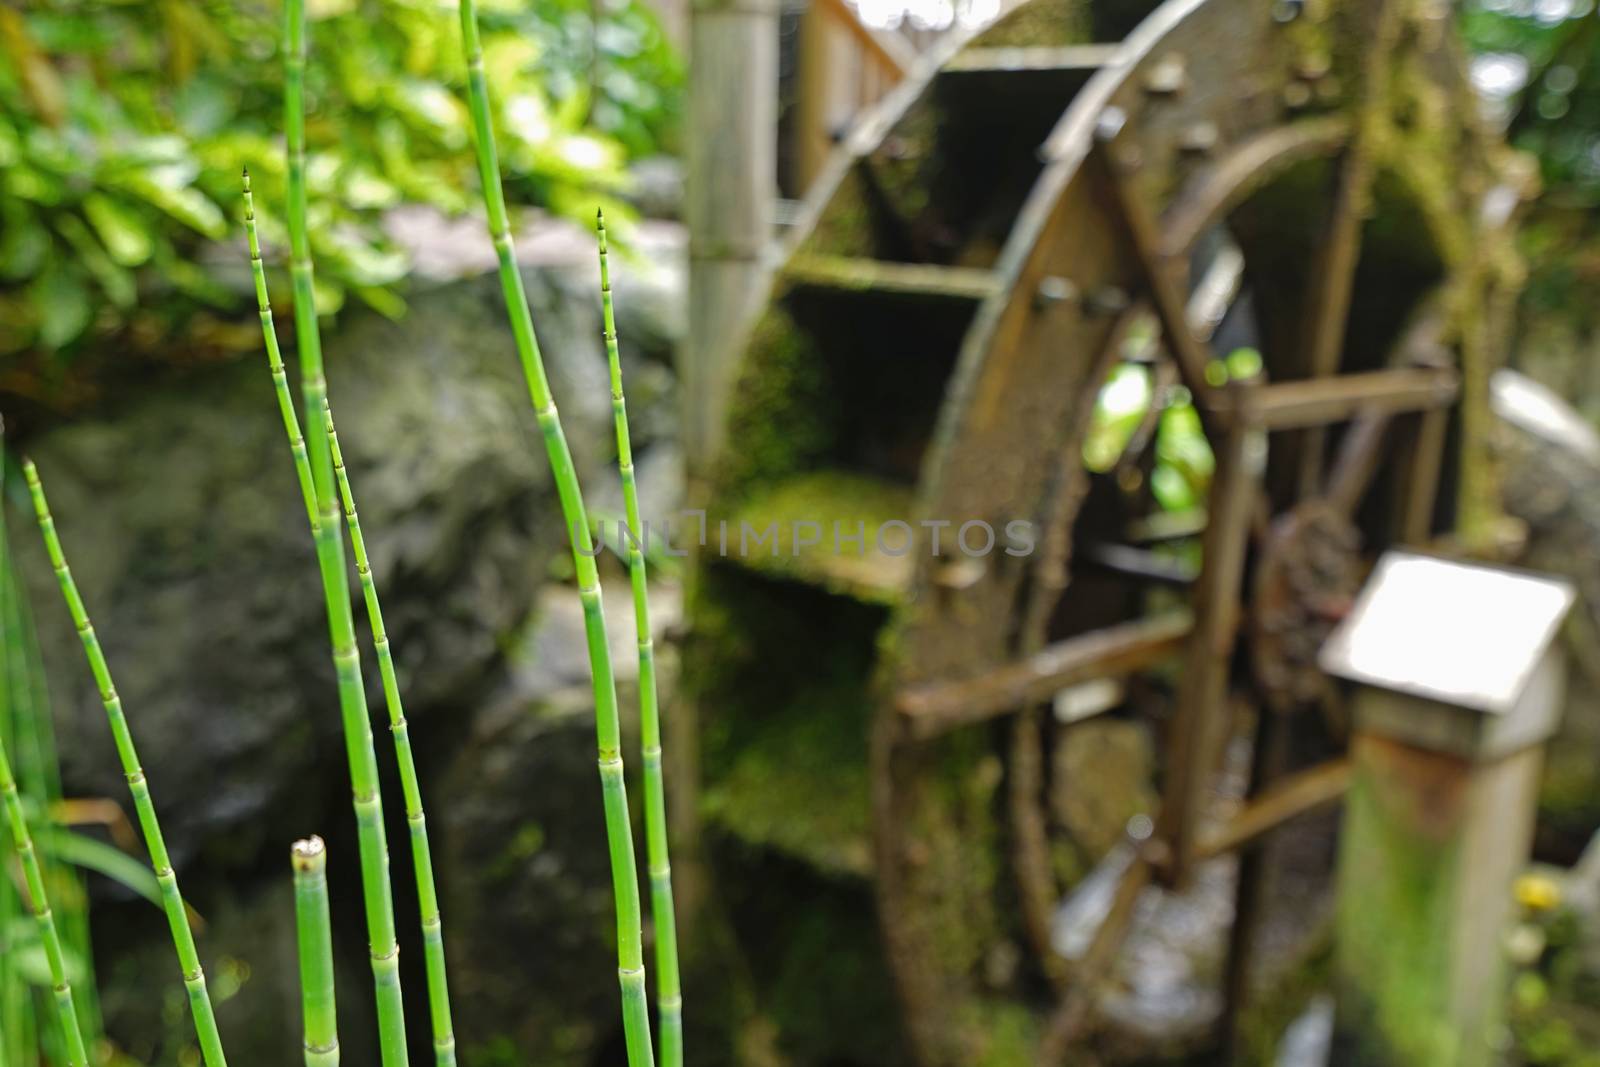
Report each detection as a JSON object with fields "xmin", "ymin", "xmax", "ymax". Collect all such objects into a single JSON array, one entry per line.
[{"xmin": 1319, "ymin": 550, "xmax": 1575, "ymax": 715}]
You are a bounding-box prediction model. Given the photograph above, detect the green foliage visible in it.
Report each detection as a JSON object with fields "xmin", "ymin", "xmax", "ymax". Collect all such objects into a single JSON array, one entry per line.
[
  {"xmin": 1462, "ymin": 2, "xmax": 1600, "ymax": 325},
  {"xmin": 0, "ymin": 0, "xmax": 680, "ymax": 359},
  {"xmin": 1505, "ymin": 896, "xmax": 1600, "ymax": 1067}
]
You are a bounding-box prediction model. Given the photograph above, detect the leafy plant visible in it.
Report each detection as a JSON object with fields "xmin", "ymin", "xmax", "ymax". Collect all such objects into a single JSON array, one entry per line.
[
  {"xmin": 0, "ymin": 0, "xmax": 680, "ymax": 363},
  {"xmin": 1462, "ymin": 1, "xmax": 1600, "ymax": 328}
]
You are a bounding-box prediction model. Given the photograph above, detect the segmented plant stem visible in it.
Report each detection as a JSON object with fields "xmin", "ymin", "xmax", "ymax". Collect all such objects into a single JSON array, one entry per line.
[
  {"xmin": 282, "ymin": 5, "xmax": 409, "ymax": 1062},
  {"xmin": 597, "ymin": 213, "xmax": 682, "ymax": 1067},
  {"xmin": 323, "ymin": 403, "xmax": 457, "ymax": 1066},
  {"xmin": 0, "ymin": 729, "xmax": 88, "ymax": 1067},
  {"xmin": 292, "ymin": 837, "xmax": 340, "ymax": 1067},
  {"xmin": 22, "ymin": 459, "xmax": 228, "ymax": 1067},
  {"xmin": 244, "ymin": 172, "xmax": 320, "ymax": 536},
  {"xmin": 457, "ymin": 6, "xmax": 653, "ymax": 1064}
]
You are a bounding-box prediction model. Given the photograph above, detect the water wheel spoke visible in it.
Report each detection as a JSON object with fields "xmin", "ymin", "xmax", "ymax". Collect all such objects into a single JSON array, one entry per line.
[
  {"xmin": 1195, "ymin": 757, "xmax": 1352, "ymax": 861},
  {"xmin": 944, "ymin": 44, "xmax": 1118, "ymax": 75},
  {"xmin": 894, "ymin": 612, "xmax": 1191, "ymax": 739},
  {"xmin": 1156, "ymin": 388, "xmax": 1262, "ymax": 885},
  {"xmin": 1082, "ymin": 542, "xmax": 1196, "ymax": 587},
  {"xmin": 1396, "ymin": 404, "xmax": 1451, "ymax": 544},
  {"xmin": 783, "ymin": 254, "xmax": 1004, "ymax": 300},
  {"xmin": 1238, "ymin": 365, "xmax": 1458, "ymax": 431},
  {"xmin": 1323, "ymin": 408, "xmax": 1392, "ymax": 517},
  {"xmin": 1112, "ymin": 245, "xmax": 1243, "ymax": 479},
  {"xmin": 1092, "ymin": 121, "xmax": 1221, "ymax": 418},
  {"xmin": 1038, "ymin": 854, "xmax": 1153, "ymax": 1063},
  {"xmin": 1292, "ymin": 0, "xmax": 1407, "ymax": 501}
]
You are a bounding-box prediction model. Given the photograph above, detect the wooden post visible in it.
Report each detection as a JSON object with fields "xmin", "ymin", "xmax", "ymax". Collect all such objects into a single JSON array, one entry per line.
[
  {"xmin": 684, "ymin": 0, "xmax": 778, "ymax": 485},
  {"xmin": 1320, "ymin": 553, "xmax": 1575, "ymax": 1067}
]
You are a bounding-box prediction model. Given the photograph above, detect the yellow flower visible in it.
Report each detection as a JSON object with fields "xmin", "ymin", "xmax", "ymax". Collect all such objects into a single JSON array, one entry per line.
[{"xmin": 1515, "ymin": 873, "xmax": 1562, "ymax": 912}]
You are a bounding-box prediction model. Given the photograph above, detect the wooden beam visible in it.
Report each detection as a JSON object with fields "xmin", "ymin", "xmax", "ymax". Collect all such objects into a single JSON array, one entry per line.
[
  {"xmin": 1238, "ymin": 366, "xmax": 1458, "ymax": 431},
  {"xmin": 1092, "ymin": 123, "xmax": 1221, "ymax": 416},
  {"xmin": 895, "ymin": 612, "xmax": 1192, "ymax": 739},
  {"xmin": 944, "ymin": 44, "xmax": 1118, "ymax": 74},
  {"xmin": 783, "ymin": 254, "xmax": 1002, "ymax": 300},
  {"xmin": 1157, "ymin": 381, "xmax": 1261, "ymax": 886},
  {"xmin": 1324, "ymin": 409, "xmax": 1392, "ymax": 516},
  {"xmin": 1196, "ymin": 758, "xmax": 1351, "ymax": 860}
]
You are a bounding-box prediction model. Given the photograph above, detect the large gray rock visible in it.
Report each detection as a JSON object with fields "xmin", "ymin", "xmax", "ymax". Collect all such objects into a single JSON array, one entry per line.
[
  {"xmin": 434, "ymin": 580, "xmax": 680, "ymax": 1066},
  {"xmin": 15, "ymin": 268, "xmax": 599, "ymax": 865},
  {"xmin": 7, "ymin": 241, "xmax": 686, "ymax": 1061}
]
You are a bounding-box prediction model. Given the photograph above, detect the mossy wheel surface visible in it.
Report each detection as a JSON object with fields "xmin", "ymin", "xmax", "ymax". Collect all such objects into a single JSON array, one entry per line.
[{"xmin": 688, "ymin": 0, "xmax": 1527, "ymax": 1062}]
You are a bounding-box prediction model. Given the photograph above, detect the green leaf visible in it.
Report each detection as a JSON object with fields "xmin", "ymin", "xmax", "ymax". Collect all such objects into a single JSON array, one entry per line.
[
  {"xmin": 31, "ymin": 266, "xmax": 93, "ymax": 348},
  {"xmin": 351, "ymin": 283, "xmax": 407, "ymax": 321},
  {"xmin": 83, "ymin": 194, "xmax": 154, "ymax": 267},
  {"xmin": 0, "ymin": 213, "xmax": 50, "ymax": 281},
  {"xmin": 0, "ymin": 917, "xmax": 87, "ymax": 987},
  {"xmin": 56, "ymin": 215, "xmax": 136, "ymax": 309},
  {"xmin": 33, "ymin": 828, "xmax": 162, "ymax": 909},
  {"xmin": 113, "ymin": 172, "xmax": 226, "ymax": 240}
]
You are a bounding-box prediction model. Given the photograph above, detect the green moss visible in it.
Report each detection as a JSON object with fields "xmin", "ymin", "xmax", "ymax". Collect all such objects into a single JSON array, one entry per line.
[
  {"xmin": 713, "ymin": 300, "xmax": 838, "ymax": 503},
  {"xmin": 1332, "ymin": 761, "xmax": 1467, "ymax": 1065},
  {"xmin": 726, "ymin": 471, "xmax": 916, "ymax": 604},
  {"xmin": 972, "ymin": 0, "xmax": 1089, "ymax": 47},
  {"xmin": 690, "ymin": 562, "xmax": 889, "ymax": 874},
  {"xmin": 1234, "ymin": 933, "xmax": 1334, "ymax": 1067},
  {"xmin": 701, "ymin": 679, "xmax": 875, "ymax": 874},
  {"xmin": 803, "ymin": 168, "xmax": 883, "ymax": 260},
  {"xmin": 969, "ymin": 999, "xmax": 1041, "ymax": 1067}
]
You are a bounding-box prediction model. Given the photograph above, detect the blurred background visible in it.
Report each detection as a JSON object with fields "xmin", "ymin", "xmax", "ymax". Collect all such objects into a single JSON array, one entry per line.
[{"xmin": 5, "ymin": 0, "xmax": 1600, "ymax": 1065}]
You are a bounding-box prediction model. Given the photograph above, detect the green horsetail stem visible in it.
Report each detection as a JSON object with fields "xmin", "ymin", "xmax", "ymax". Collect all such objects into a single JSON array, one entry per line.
[
  {"xmin": 0, "ymin": 727, "xmax": 88, "ymax": 1067},
  {"xmin": 456, "ymin": 5, "xmax": 654, "ymax": 1065},
  {"xmin": 292, "ymin": 838, "xmax": 340, "ymax": 1067},
  {"xmin": 243, "ymin": 172, "xmax": 319, "ymax": 535},
  {"xmin": 22, "ymin": 459, "xmax": 228, "ymax": 1067},
  {"xmin": 323, "ymin": 403, "xmax": 456, "ymax": 1066},
  {"xmin": 281, "ymin": 3, "xmax": 409, "ymax": 1062},
  {"xmin": 597, "ymin": 212, "xmax": 682, "ymax": 1067}
]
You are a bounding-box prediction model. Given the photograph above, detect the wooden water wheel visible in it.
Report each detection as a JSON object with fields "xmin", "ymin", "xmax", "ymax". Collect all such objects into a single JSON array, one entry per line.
[{"xmin": 686, "ymin": 0, "xmax": 1529, "ymax": 1062}]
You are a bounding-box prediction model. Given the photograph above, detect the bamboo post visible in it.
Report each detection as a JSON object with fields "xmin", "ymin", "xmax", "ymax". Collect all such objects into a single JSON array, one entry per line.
[
  {"xmin": 684, "ymin": 0, "xmax": 778, "ymax": 484},
  {"xmin": 1320, "ymin": 552, "xmax": 1575, "ymax": 1067}
]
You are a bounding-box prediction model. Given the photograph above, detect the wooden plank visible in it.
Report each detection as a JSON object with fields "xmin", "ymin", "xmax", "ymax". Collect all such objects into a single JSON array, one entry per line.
[
  {"xmin": 1196, "ymin": 757, "xmax": 1351, "ymax": 860},
  {"xmin": 1156, "ymin": 381, "xmax": 1262, "ymax": 886},
  {"xmin": 1083, "ymin": 543, "xmax": 1197, "ymax": 587},
  {"xmin": 1398, "ymin": 405, "xmax": 1450, "ymax": 544},
  {"xmin": 1240, "ymin": 366, "xmax": 1458, "ymax": 431},
  {"xmin": 1092, "ymin": 130, "xmax": 1221, "ymax": 416},
  {"xmin": 783, "ymin": 254, "xmax": 1002, "ymax": 300},
  {"xmin": 1037, "ymin": 855, "xmax": 1153, "ymax": 1062},
  {"xmin": 945, "ymin": 44, "xmax": 1119, "ymax": 74},
  {"xmin": 1293, "ymin": 0, "xmax": 1405, "ymax": 499},
  {"xmin": 895, "ymin": 612, "xmax": 1192, "ymax": 738},
  {"xmin": 1325, "ymin": 409, "xmax": 1392, "ymax": 516}
]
